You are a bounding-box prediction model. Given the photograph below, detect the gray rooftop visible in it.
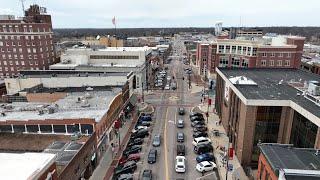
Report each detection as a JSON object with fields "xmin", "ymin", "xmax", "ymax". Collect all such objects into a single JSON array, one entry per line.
[
  {"xmin": 219, "ymin": 68, "xmax": 320, "ymax": 119},
  {"xmin": 19, "ymin": 70, "xmax": 129, "ymax": 78},
  {"xmin": 0, "ymin": 89, "xmax": 122, "ymax": 122},
  {"xmin": 259, "ymin": 144, "xmax": 320, "ymax": 174}
]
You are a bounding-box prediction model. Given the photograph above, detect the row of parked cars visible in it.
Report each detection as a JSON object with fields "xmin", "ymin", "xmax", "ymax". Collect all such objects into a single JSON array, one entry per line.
[
  {"xmin": 189, "ymin": 112, "xmax": 217, "ymax": 173},
  {"xmin": 114, "ymin": 114, "xmax": 154, "ymax": 180}
]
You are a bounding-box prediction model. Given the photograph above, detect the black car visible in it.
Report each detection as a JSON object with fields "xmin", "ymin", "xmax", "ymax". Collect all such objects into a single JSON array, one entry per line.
[
  {"xmin": 193, "ymin": 131, "xmax": 208, "ymax": 138},
  {"xmin": 114, "ymin": 161, "xmax": 137, "ymax": 176},
  {"xmin": 139, "ymin": 115, "xmax": 152, "ymax": 122},
  {"xmin": 178, "ymin": 107, "xmax": 185, "ymax": 115},
  {"xmin": 142, "ymin": 169, "xmax": 152, "ymax": 180},
  {"xmin": 189, "ymin": 112, "xmax": 203, "ymax": 118},
  {"xmin": 194, "ymin": 144, "xmax": 213, "ymax": 155},
  {"xmin": 131, "ymin": 129, "xmax": 149, "ymax": 139},
  {"xmin": 148, "ymin": 149, "xmax": 157, "ymax": 164},
  {"xmin": 191, "ymin": 121, "xmax": 206, "ymax": 127},
  {"xmin": 193, "ymin": 126, "xmax": 208, "ymax": 132},
  {"xmin": 177, "ymin": 144, "xmax": 185, "ymax": 156},
  {"xmin": 127, "ymin": 138, "xmax": 144, "ymax": 147},
  {"xmin": 123, "ymin": 145, "xmax": 142, "ymax": 156},
  {"xmin": 190, "ymin": 116, "xmax": 205, "ymax": 122}
]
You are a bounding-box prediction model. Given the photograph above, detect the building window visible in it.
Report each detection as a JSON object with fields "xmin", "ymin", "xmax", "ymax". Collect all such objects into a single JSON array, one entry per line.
[
  {"xmin": 237, "ymin": 46, "xmax": 242, "ymax": 53},
  {"xmin": 270, "ymin": 53, "xmax": 275, "ymax": 57},
  {"xmin": 247, "ymin": 47, "xmax": 251, "ymax": 56},
  {"xmin": 14, "ymin": 55, "xmax": 17, "ymax": 59},
  {"xmin": 0, "ymin": 41, "xmax": 3, "ymax": 46},
  {"xmin": 284, "ymin": 60, "xmax": 290, "ymax": 66},
  {"xmin": 218, "ymin": 45, "xmax": 224, "ymax": 53},
  {"xmin": 27, "ymin": 48, "xmax": 31, "ymax": 53},
  {"xmin": 277, "ymin": 60, "xmax": 282, "ymax": 66},
  {"xmin": 287, "ymin": 53, "xmax": 291, "ymax": 58},
  {"xmin": 261, "ymin": 60, "xmax": 266, "ymax": 66},
  {"xmin": 20, "ymin": 55, "xmax": 23, "ymax": 59},
  {"xmin": 262, "ymin": 52, "xmax": 267, "ymax": 57},
  {"xmin": 290, "ymin": 111, "xmax": 317, "ymax": 148},
  {"xmin": 13, "ymin": 48, "xmax": 16, "ymax": 53},
  {"xmin": 270, "ymin": 60, "xmax": 274, "ymax": 66},
  {"xmin": 231, "ymin": 46, "xmax": 236, "ymax": 54},
  {"xmin": 252, "ymin": 48, "xmax": 257, "ymax": 56},
  {"xmin": 21, "ymin": 61, "xmax": 24, "ymax": 65},
  {"xmin": 19, "ymin": 48, "xmax": 22, "ymax": 53},
  {"xmin": 15, "ymin": 61, "xmax": 19, "ymax": 65},
  {"xmin": 226, "ymin": 45, "xmax": 230, "ymax": 53},
  {"xmin": 231, "ymin": 58, "xmax": 240, "ymax": 67},
  {"xmin": 278, "ymin": 53, "xmax": 283, "ymax": 57},
  {"xmin": 219, "ymin": 57, "xmax": 229, "ymax": 67},
  {"xmin": 243, "ymin": 47, "xmax": 247, "ymax": 55},
  {"xmin": 33, "ymin": 48, "xmax": 37, "ymax": 53}
]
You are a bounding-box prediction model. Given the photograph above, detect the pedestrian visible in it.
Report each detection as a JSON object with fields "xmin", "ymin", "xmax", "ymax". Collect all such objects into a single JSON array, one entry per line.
[
  {"xmin": 200, "ymin": 98, "xmax": 203, "ymax": 103},
  {"xmin": 202, "ymin": 171, "xmax": 205, "ymax": 176}
]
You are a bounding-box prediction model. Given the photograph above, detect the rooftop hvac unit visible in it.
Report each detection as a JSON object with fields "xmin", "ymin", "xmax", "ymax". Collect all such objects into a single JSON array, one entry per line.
[{"xmin": 308, "ymin": 81, "xmax": 320, "ymax": 96}]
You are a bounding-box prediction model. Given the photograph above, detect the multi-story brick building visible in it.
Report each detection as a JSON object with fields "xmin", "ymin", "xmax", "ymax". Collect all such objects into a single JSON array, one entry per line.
[
  {"xmin": 196, "ymin": 35, "xmax": 305, "ymax": 77},
  {"xmin": 215, "ymin": 68, "xmax": 320, "ymax": 167},
  {"xmin": 0, "ymin": 4, "xmax": 56, "ymax": 77}
]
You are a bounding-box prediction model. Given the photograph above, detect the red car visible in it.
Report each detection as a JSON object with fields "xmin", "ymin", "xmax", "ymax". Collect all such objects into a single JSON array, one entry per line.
[{"xmin": 119, "ymin": 153, "xmax": 141, "ymax": 165}]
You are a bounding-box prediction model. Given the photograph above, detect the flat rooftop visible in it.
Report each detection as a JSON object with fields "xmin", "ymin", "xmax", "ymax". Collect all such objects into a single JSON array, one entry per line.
[
  {"xmin": 219, "ymin": 68, "xmax": 320, "ymax": 120},
  {"xmin": 259, "ymin": 143, "xmax": 320, "ymax": 172},
  {"xmin": 0, "ymin": 89, "xmax": 122, "ymax": 122},
  {"xmin": 0, "ymin": 152, "xmax": 56, "ymax": 180},
  {"xmin": 19, "ymin": 70, "xmax": 129, "ymax": 78}
]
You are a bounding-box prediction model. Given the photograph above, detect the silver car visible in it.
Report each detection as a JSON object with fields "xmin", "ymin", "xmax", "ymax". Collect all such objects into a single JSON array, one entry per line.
[{"xmin": 152, "ymin": 134, "xmax": 161, "ymax": 147}]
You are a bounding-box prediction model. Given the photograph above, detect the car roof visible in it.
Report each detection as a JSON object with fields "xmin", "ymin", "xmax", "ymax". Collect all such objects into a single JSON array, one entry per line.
[
  {"xmin": 178, "ymin": 119, "xmax": 183, "ymax": 122},
  {"xmin": 195, "ymin": 137, "xmax": 208, "ymax": 141},
  {"xmin": 200, "ymin": 161, "xmax": 213, "ymax": 166},
  {"xmin": 143, "ymin": 169, "xmax": 152, "ymax": 174},
  {"xmin": 150, "ymin": 149, "xmax": 157, "ymax": 153},
  {"xmin": 176, "ymin": 156, "xmax": 186, "ymax": 160},
  {"xmin": 154, "ymin": 134, "xmax": 160, "ymax": 138}
]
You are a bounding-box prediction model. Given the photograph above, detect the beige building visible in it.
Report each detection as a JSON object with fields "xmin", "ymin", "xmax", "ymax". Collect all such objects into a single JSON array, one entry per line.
[{"xmin": 81, "ymin": 36, "xmax": 123, "ymax": 47}]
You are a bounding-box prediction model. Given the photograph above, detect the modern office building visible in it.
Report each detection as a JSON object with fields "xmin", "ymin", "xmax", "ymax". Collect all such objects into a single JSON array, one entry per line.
[
  {"xmin": 0, "ymin": 4, "xmax": 56, "ymax": 77},
  {"xmin": 257, "ymin": 143, "xmax": 320, "ymax": 180},
  {"xmin": 215, "ymin": 68, "xmax": 320, "ymax": 167},
  {"xmin": 196, "ymin": 35, "xmax": 305, "ymax": 77}
]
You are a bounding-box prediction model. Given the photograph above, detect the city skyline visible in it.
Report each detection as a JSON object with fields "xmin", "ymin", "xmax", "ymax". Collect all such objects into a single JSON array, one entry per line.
[{"xmin": 1, "ymin": 0, "xmax": 320, "ymax": 28}]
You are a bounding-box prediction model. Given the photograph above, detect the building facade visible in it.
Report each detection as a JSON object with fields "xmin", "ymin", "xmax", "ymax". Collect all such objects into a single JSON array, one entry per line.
[
  {"xmin": 196, "ymin": 36, "xmax": 305, "ymax": 77},
  {"xmin": 0, "ymin": 5, "xmax": 56, "ymax": 77},
  {"xmin": 215, "ymin": 68, "xmax": 320, "ymax": 167}
]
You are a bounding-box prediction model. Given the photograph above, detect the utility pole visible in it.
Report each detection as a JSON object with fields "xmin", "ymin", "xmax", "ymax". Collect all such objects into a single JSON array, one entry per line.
[
  {"xmin": 142, "ymin": 82, "xmax": 144, "ymax": 102},
  {"xmin": 20, "ymin": 0, "xmax": 25, "ymax": 16}
]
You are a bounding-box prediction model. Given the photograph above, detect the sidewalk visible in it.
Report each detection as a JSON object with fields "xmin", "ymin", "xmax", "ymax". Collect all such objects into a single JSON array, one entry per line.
[
  {"xmin": 89, "ymin": 114, "xmax": 136, "ymax": 180},
  {"xmin": 193, "ymin": 104, "xmax": 248, "ymax": 180}
]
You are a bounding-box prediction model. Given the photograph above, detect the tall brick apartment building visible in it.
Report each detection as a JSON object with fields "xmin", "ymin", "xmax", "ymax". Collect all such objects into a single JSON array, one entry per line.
[
  {"xmin": 0, "ymin": 4, "xmax": 56, "ymax": 77},
  {"xmin": 196, "ymin": 35, "xmax": 305, "ymax": 77},
  {"xmin": 215, "ymin": 68, "xmax": 320, "ymax": 167}
]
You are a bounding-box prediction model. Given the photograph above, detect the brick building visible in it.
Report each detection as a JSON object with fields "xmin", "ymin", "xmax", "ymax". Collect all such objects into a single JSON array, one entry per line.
[
  {"xmin": 196, "ymin": 36, "xmax": 305, "ymax": 78},
  {"xmin": 0, "ymin": 4, "xmax": 56, "ymax": 77},
  {"xmin": 257, "ymin": 143, "xmax": 320, "ymax": 180},
  {"xmin": 215, "ymin": 68, "xmax": 320, "ymax": 167}
]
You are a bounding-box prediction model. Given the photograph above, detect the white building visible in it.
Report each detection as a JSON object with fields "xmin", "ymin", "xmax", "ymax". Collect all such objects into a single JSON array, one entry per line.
[{"xmin": 50, "ymin": 47, "xmax": 152, "ymax": 93}]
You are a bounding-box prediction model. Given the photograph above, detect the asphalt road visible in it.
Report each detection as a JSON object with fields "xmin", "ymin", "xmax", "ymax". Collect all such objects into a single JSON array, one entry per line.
[{"xmin": 137, "ymin": 36, "xmax": 218, "ymax": 180}]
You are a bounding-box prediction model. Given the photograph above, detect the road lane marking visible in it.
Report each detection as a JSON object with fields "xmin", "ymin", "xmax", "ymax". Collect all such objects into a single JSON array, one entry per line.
[{"xmin": 164, "ymin": 107, "xmax": 169, "ymax": 180}]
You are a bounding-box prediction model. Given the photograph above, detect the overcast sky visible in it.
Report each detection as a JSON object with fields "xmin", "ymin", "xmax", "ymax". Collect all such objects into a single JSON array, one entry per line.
[{"xmin": 0, "ymin": 0, "xmax": 319, "ymax": 28}]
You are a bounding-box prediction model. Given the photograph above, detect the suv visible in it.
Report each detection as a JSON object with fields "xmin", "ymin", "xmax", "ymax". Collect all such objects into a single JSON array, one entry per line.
[
  {"xmin": 142, "ymin": 169, "xmax": 152, "ymax": 180},
  {"xmin": 177, "ymin": 132, "xmax": 184, "ymax": 142},
  {"xmin": 196, "ymin": 153, "xmax": 215, "ymax": 163},
  {"xmin": 178, "ymin": 107, "xmax": 185, "ymax": 115},
  {"xmin": 114, "ymin": 161, "xmax": 137, "ymax": 176},
  {"xmin": 152, "ymin": 134, "xmax": 161, "ymax": 147},
  {"xmin": 123, "ymin": 145, "xmax": 142, "ymax": 156},
  {"xmin": 175, "ymin": 156, "xmax": 186, "ymax": 173},
  {"xmin": 177, "ymin": 144, "xmax": 185, "ymax": 156},
  {"xmin": 177, "ymin": 119, "xmax": 184, "ymax": 128},
  {"xmin": 192, "ymin": 137, "xmax": 211, "ymax": 146},
  {"xmin": 148, "ymin": 149, "xmax": 157, "ymax": 164},
  {"xmin": 194, "ymin": 144, "xmax": 213, "ymax": 155}
]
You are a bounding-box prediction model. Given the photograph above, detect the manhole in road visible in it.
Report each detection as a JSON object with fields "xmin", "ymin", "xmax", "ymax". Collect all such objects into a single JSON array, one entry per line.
[{"xmin": 169, "ymin": 96, "xmax": 179, "ymax": 101}]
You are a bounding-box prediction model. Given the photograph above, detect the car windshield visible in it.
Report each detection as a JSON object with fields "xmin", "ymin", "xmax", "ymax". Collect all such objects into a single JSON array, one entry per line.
[
  {"xmin": 199, "ymin": 163, "xmax": 204, "ymax": 167},
  {"xmin": 177, "ymin": 165, "xmax": 184, "ymax": 168}
]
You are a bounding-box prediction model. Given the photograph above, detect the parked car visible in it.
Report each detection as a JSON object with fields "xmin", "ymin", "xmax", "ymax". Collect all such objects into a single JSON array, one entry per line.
[
  {"xmin": 142, "ymin": 169, "xmax": 152, "ymax": 180},
  {"xmin": 191, "ymin": 121, "xmax": 206, "ymax": 127},
  {"xmin": 117, "ymin": 173, "xmax": 134, "ymax": 180},
  {"xmin": 177, "ymin": 132, "xmax": 184, "ymax": 142},
  {"xmin": 177, "ymin": 119, "xmax": 184, "ymax": 128},
  {"xmin": 165, "ymin": 84, "xmax": 170, "ymax": 90},
  {"xmin": 123, "ymin": 145, "xmax": 142, "ymax": 156},
  {"xmin": 190, "ymin": 116, "xmax": 204, "ymax": 122},
  {"xmin": 189, "ymin": 112, "xmax": 203, "ymax": 118},
  {"xmin": 114, "ymin": 161, "xmax": 137, "ymax": 176},
  {"xmin": 177, "ymin": 144, "xmax": 185, "ymax": 156},
  {"xmin": 131, "ymin": 126, "xmax": 148, "ymax": 133},
  {"xmin": 196, "ymin": 161, "xmax": 216, "ymax": 172},
  {"xmin": 131, "ymin": 129, "xmax": 149, "ymax": 139},
  {"xmin": 194, "ymin": 144, "xmax": 213, "ymax": 155},
  {"xmin": 152, "ymin": 134, "xmax": 161, "ymax": 147},
  {"xmin": 193, "ymin": 126, "xmax": 208, "ymax": 132},
  {"xmin": 196, "ymin": 153, "xmax": 215, "ymax": 163},
  {"xmin": 119, "ymin": 153, "xmax": 141, "ymax": 165},
  {"xmin": 128, "ymin": 138, "xmax": 144, "ymax": 146},
  {"xmin": 175, "ymin": 156, "xmax": 186, "ymax": 173},
  {"xmin": 193, "ymin": 132, "xmax": 208, "ymax": 138},
  {"xmin": 139, "ymin": 115, "xmax": 152, "ymax": 122},
  {"xmin": 148, "ymin": 149, "xmax": 157, "ymax": 164},
  {"xmin": 178, "ymin": 107, "xmax": 185, "ymax": 115},
  {"xmin": 192, "ymin": 137, "xmax": 211, "ymax": 146},
  {"xmin": 171, "ymin": 82, "xmax": 177, "ymax": 90}
]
